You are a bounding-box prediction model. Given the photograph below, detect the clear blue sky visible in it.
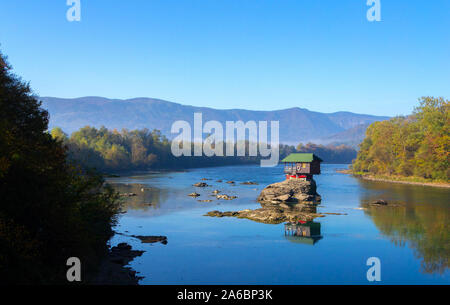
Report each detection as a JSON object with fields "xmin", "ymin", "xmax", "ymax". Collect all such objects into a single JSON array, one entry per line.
[{"xmin": 0, "ymin": 0, "xmax": 449, "ymax": 116}]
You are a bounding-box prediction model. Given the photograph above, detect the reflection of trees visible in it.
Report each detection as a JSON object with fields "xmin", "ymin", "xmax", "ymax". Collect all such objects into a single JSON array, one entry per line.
[
  {"xmin": 110, "ymin": 183, "xmax": 169, "ymax": 212},
  {"xmin": 358, "ymin": 180, "xmax": 450, "ymax": 275},
  {"xmin": 364, "ymin": 204, "xmax": 449, "ymax": 275}
]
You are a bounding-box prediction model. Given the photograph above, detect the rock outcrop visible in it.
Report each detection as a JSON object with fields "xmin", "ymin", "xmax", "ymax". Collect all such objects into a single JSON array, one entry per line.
[
  {"xmin": 369, "ymin": 199, "xmax": 388, "ymax": 206},
  {"xmin": 205, "ymin": 178, "xmax": 323, "ymax": 224},
  {"xmin": 257, "ymin": 179, "xmax": 321, "ymax": 204},
  {"xmin": 205, "ymin": 204, "xmax": 324, "ymax": 224},
  {"xmin": 131, "ymin": 235, "xmax": 168, "ymax": 244},
  {"xmin": 216, "ymin": 194, "xmax": 237, "ymax": 200},
  {"xmin": 365, "ymin": 199, "xmax": 404, "ymax": 207}
]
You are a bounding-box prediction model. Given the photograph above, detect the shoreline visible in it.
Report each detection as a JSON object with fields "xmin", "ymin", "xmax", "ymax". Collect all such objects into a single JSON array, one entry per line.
[
  {"xmin": 90, "ymin": 234, "xmax": 168, "ymax": 285},
  {"xmin": 336, "ymin": 169, "xmax": 450, "ymax": 189},
  {"xmin": 105, "ymin": 163, "xmax": 353, "ymax": 178},
  {"xmin": 89, "ymin": 243, "xmax": 144, "ymax": 285}
]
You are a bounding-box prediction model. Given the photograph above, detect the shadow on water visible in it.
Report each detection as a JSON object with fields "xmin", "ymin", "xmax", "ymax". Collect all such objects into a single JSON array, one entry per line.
[{"xmin": 358, "ymin": 180, "xmax": 450, "ymax": 275}]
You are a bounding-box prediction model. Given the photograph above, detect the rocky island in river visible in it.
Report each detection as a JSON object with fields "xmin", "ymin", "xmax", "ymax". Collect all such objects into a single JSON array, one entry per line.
[
  {"xmin": 206, "ymin": 178, "xmax": 323, "ymax": 224},
  {"xmin": 257, "ymin": 178, "xmax": 321, "ymax": 204}
]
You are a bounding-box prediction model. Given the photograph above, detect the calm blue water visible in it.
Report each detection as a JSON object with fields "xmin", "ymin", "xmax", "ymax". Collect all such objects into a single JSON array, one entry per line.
[{"xmin": 107, "ymin": 164, "xmax": 450, "ymax": 284}]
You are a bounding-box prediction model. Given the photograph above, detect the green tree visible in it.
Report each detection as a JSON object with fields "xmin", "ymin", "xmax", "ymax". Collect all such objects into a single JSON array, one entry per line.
[
  {"xmin": 50, "ymin": 127, "xmax": 68, "ymax": 142},
  {"xmin": 352, "ymin": 97, "xmax": 449, "ymax": 181},
  {"xmin": 0, "ymin": 51, "xmax": 120, "ymax": 283}
]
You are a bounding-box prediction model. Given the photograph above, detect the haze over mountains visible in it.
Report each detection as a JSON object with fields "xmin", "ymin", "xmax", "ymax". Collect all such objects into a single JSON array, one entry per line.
[{"xmin": 40, "ymin": 97, "xmax": 389, "ymax": 147}]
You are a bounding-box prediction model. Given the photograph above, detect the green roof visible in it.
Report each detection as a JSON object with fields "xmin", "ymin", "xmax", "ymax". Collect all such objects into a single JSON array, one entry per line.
[{"xmin": 281, "ymin": 153, "xmax": 323, "ymax": 163}]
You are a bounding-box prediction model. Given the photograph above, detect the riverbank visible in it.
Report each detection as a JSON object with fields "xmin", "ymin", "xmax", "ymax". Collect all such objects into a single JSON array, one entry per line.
[
  {"xmin": 89, "ymin": 243, "xmax": 144, "ymax": 285},
  {"xmin": 336, "ymin": 169, "xmax": 450, "ymax": 188}
]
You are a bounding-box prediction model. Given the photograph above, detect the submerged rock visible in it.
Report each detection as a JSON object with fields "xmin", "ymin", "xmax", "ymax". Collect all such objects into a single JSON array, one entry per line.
[
  {"xmin": 212, "ymin": 190, "xmax": 221, "ymax": 194},
  {"xmin": 193, "ymin": 182, "xmax": 209, "ymax": 187},
  {"xmin": 366, "ymin": 199, "xmax": 404, "ymax": 207},
  {"xmin": 131, "ymin": 235, "xmax": 168, "ymax": 245},
  {"xmin": 241, "ymin": 181, "xmax": 258, "ymax": 185},
  {"xmin": 216, "ymin": 194, "xmax": 237, "ymax": 200},
  {"xmin": 257, "ymin": 179, "xmax": 321, "ymax": 204},
  {"xmin": 369, "ymin": 199, "xmax": 388, "ymax": 206},
  {"xmin": 205, "ymin": 205, "xmax": 324, "ymax": 224},
  {"xmin": 188, "ymin": 192, "xmax": 201, "ymax": 197},
  {"xmin": 198, "ymin": 199, "xmax": 213, "ymax": 203},
  {"xmin": 206, "ymin": 211, "xmax": 239, "ymax": 217}
]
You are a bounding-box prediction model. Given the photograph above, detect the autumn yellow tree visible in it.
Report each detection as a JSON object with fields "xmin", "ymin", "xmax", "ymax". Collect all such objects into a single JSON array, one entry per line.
[{"xmin": 353, "ymin": 97, "xmax": 449, "ymax": 181}]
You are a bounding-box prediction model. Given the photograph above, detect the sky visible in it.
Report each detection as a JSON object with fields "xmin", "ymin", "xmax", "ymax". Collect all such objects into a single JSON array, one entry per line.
[{"xmin": 0, "ymin": 0, "xmax": 449, "ymax": 116}]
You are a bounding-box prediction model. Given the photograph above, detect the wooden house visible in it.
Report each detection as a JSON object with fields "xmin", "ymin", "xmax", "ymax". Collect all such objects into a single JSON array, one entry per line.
[{"xmin": 281, "ymin": 153, "xmax": 323, "ymax": 181}]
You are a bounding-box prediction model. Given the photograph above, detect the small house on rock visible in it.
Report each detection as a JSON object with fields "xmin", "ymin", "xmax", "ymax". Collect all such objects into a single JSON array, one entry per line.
[{"xmin": 281, "ymin": 153, "xmax": 323, "ymax": 181}]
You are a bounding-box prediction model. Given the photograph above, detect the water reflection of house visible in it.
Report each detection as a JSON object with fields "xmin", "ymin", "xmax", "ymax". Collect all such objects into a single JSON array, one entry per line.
[{"xmin": 284, "ymin": 221, "xmax": 322, "ymax": 245}]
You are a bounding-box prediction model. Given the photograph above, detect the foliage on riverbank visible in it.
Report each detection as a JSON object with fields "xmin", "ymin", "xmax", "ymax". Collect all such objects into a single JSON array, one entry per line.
[
  {"xmin": 0, "ymin": 52, "xmax": 121, "ymax": 283},
  {"xmin": 352, "ymin": 97, "xmax": 449, "ymax": 182},
  {"xmin": 350, "ymin": 172, "xmax": 449, "ymax": 188},
  {"xmin": 50, "ymin": 126, "xmax": 357, "ymax": 173}
]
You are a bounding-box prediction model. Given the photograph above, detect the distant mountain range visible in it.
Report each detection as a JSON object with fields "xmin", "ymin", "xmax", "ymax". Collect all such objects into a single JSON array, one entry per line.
[
  {"xmin": 319, "ymin": 123, "xmax": 372, "ymax": 147},
  {"xmin": 40, "ymin": 97, "xmax": 389, "ymax": 147}
]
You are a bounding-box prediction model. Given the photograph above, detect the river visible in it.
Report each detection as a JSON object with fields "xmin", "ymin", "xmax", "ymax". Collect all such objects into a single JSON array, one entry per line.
[{"xmin": 106, "ymin": 164, "xmax": 449, "ymax": 284}]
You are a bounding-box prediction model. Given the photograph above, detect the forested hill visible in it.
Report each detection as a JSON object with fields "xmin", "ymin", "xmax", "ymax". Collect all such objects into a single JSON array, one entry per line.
[
  {"xmin": 41, "ymin": 96, "xmax": 389, "ymax": 146},
  {"xmin": 352, "ymin": 97, "xmax": 449, "ymax": 182}
]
